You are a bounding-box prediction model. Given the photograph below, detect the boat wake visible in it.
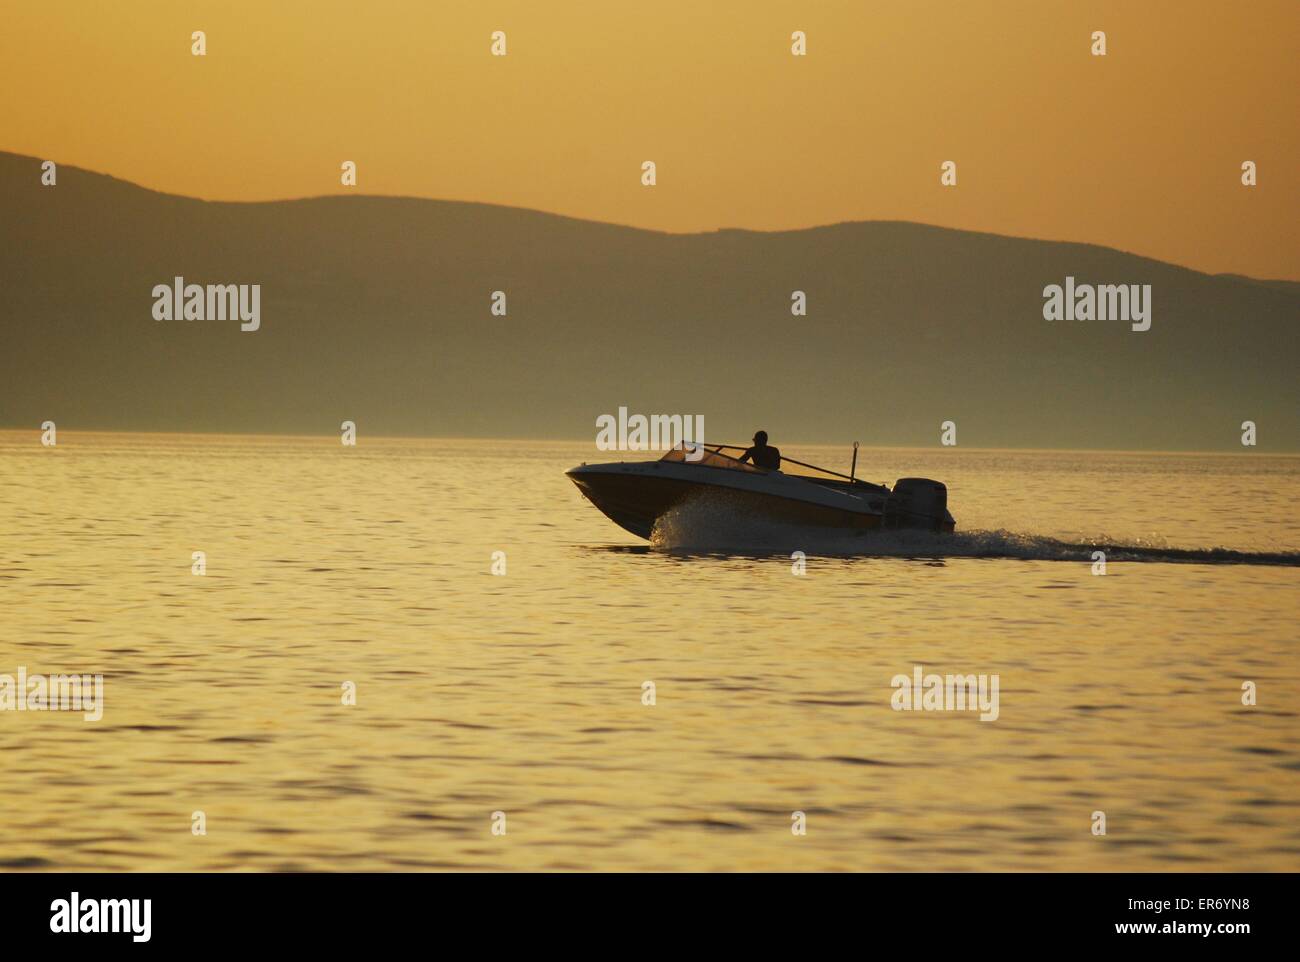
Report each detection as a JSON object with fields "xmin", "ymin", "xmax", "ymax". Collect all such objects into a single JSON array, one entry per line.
[{"xmin": 648, "ymin": 497, "xmax": 1300, "ymax": 567}]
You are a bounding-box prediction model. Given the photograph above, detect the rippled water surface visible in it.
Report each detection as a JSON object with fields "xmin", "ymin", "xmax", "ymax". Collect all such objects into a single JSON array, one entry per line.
[{"xmin": 1, "ymin": 432, "xmax": 1297, "ymax": 871}]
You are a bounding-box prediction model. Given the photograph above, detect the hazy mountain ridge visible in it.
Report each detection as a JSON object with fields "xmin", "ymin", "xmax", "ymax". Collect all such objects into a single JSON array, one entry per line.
[{"xmin": 2, "ymin": 151, "xmax": 1296, "ymax": 450}]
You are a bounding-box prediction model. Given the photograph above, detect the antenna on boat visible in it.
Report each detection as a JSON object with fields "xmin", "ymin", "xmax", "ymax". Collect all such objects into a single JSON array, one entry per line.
[{"xmin": 850, "ymin": 441, "xmax": 859, "ymax": 484}]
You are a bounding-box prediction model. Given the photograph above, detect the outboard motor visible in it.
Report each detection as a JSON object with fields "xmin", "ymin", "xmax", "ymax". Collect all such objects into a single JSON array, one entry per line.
[{"xmin": 884, "ymin": 478, "xmax": 950, "ymax": 531}]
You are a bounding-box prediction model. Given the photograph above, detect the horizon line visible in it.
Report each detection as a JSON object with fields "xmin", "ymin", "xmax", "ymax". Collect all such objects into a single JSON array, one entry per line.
[{"xmin": 2, "ymin": 427, "xmax": 1294, "ymax": 458}]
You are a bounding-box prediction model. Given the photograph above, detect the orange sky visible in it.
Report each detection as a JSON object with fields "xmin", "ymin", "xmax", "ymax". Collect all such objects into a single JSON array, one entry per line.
[{"xmin": 3, "ymin": 0, "xmax": 1296, "ymax": 279}]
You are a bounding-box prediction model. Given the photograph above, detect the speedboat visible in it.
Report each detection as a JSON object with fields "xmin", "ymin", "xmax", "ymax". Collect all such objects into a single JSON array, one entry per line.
[{"xmin": 566, "ymin": 442, "xmax": 954, "ymax": 540}]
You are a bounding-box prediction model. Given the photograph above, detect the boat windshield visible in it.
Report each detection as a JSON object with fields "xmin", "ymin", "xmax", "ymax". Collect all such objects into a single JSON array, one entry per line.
[
  {"xmin": 658, "ymin": 442, "xmax": 870, "ymax": 485},
  {"xmin": 658, "ymin": 443, "xmax": 763, "ymax": 472}
]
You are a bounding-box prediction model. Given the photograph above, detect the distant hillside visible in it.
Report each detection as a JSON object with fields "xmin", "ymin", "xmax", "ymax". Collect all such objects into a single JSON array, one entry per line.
[{"xmin": 2, "ymin": 151, "xmax": 1296, "ymax": 450}]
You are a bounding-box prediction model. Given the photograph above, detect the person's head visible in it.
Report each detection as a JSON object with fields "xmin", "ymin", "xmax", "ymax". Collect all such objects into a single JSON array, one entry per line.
[{"xmin": 753, "ymin": 430, "xmax": 768, "ymax": 446}]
